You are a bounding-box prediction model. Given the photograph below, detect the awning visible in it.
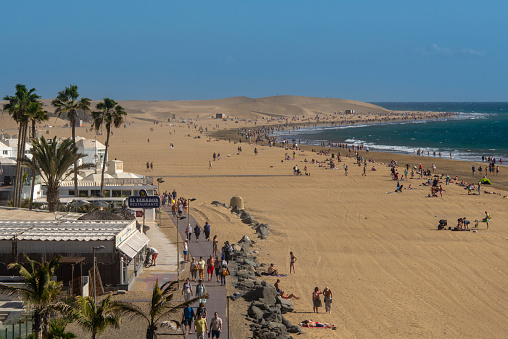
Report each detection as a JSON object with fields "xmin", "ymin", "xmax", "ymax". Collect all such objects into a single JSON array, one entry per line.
[{"xmin": 117, "ymin": 232, "xmax": 150, "ymax": 259}]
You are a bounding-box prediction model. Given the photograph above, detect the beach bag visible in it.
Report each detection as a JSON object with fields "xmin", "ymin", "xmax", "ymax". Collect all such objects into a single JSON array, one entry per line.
[{"xmin": 222, "ymin": 268, "xmax": 230, "ymax": 276}]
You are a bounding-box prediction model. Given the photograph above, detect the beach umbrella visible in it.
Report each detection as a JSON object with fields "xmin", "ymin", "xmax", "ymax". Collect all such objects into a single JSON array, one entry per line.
[{"xmin": 479, "ymin": 178, "xmax": 491, "ymax": 185}]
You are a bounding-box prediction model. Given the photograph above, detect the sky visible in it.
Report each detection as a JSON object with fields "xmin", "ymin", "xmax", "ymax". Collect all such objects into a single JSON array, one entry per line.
[{"xmin": 1, "ymin": 1, "xmax": 507, "ymax": 102}]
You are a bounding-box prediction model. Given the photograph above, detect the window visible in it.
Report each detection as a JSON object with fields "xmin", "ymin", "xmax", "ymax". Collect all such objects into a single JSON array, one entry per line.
[
  {"xmin": 2, "ymin": 151, "xmax": 7, "ymax": 155},
  {"xmin": 112, "ymin": 190, "xmax": 121, "ymax": 197},
  {"xmin": 79, "ymin": 190, "xmax": 89, "ymax": 197}
]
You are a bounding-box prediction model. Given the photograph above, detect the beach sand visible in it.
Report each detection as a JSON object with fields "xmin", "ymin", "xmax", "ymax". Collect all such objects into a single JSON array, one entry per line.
[{"xmin": 1, "ymin": 97, "xmax": 507, "ymax": 338}]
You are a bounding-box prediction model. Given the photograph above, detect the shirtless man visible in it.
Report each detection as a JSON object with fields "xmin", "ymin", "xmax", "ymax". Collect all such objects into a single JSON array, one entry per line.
[{"xmin": 267, "ymin": 263, "xmax": 279, "ymax": 276}]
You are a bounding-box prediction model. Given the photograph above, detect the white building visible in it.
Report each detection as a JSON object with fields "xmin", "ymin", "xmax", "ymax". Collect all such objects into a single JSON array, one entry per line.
[
  {"xmin": 75, "ymin": 137, "xmax": 106, "ymax": 169},
  {"xmin": 0, "ymin": 138, "xmax": 32, "ymax": 161}
]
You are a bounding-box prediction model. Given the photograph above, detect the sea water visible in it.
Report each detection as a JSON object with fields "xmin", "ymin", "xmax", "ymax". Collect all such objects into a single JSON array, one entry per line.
[{"xmin": 272, "ymin": 102, "xmax": 508, "ymax": 162}]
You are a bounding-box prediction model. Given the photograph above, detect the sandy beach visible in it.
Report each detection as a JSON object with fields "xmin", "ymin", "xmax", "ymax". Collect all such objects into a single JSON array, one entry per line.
[{"xmin": 1, "ymin": 97, "xmax": 507, "ymax": 338}]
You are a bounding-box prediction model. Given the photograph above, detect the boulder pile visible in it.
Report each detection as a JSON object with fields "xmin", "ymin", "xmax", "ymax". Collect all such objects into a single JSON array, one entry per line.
[{"xmin": 210, "ymin": 202, "xmax": 301, "ymax": 338}]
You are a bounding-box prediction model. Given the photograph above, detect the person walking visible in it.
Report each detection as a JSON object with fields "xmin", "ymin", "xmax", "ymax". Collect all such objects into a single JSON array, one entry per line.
[
  {"xmin": 290, "ymin": 252, "xmax": 297, "ymax": 274},
  {"xmin": 206, "ymin": 255, "xmax": 215, "ymax": 281},
  {"xmin": 198, "ymin": 256, "xmax": 206, "ymax": 280},
  {"xmin": 323, "ymin": 287, "xmax": 333, "ymax": 313},
  {"xmin": 312, "ymin": 287, "xmax": 322, "ymax": 313},
  {"xmin": 183, "ymin": 240, "xmax": 189, "ymax": 263},
  {"xmin": 186, "ymin": 224, "xmax": 193, "ymax": 242},
  {"xmin": 219, "ymin": 258, "xmax": 229, "ymax": 286},
  {"xmin": 194, "ymin": 224, "xmax": 202, "ymax": 243},
  {"xmin": 194, "ymin": 313, "xmax": 208, "ymax": 339},
  {"xmin": 182, "ymin": 304, "xmax": 195, "ymax": 335},
  {"xmin": 182, "ymin": 278, "xmax": 193, "ymax": 302},
  {"xmin": 210, "ymin": 312, "xmax": 223, "ymax": 339},
  {"xmin": 214, "ymin": 255, "xmax": 221, "ymax": 282},
  {"xmin": 204, "ymin": 221, "xmax": 211, "ymax": 241},
  {"xmin": 190, "ymin": 257, "xmax": 198, "ymax": 281},
  {"xmin": 212, "ymin": 235, "xmax": 218, "ymax": 257},
  {"xmin": 196, "ymin": 279, "xmax": 207, "ymax": 304}
]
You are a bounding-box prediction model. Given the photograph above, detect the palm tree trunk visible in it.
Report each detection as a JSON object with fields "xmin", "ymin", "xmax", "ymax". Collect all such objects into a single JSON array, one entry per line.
[
  {"xmin": 12, "ymin": 123, "xmax": 23, "ymax": 206},
  {"xmin": 100, "ymin": 125, "xmax": 111, "ymax": 197},
  {"xmin": 16, "ymin": 122, "xmax": 28, "ymax": 207},
  {"xmin": 32, "ymin": 311, "xmax": 43, "ymax": 339},
  {"xmin": 47, "ymin": 185, "xmax": 59, "ymax": 213},
  {"xmin": 147, "ymin": 327, "xmax": 156, "ymax": 339},
  {"xmin": 29, "ymin": 121, "xmax": 37, "ymax": 210},
  {"xmin": 72, "ymin": 117, "xmax": 79, "ymax": 198}
]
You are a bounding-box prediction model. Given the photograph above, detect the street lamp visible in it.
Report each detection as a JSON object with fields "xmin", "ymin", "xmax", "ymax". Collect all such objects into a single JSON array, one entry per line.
[
  {"xmin": 92, "ymin": 245, "xmax": 105, "ymax": 310},
  {"xmin": 187, "ymin": 198, "xmax": 196, "ymax": 229},
  {"xmin": 176, "ymin": 216, "xmax": 186, "ymax": 287},
  {"xmin": 156, "ymin": 178, "xmax": 165, "ymax": 226}
]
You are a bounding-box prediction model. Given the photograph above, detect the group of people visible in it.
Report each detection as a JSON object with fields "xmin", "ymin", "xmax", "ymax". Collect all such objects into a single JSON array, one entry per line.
[
  {"xmin": 312, "ymin": 286, "xmax": 334, "ymax": 313},
  {"xmin": 182, "ymin": 302, "xmax": 223, "ymax": 339},
  {"xmin": 180, "ymin": 224, "xmax": 233, "ymax": 338},
  {"xmin": 185, "ymin": 221, "xmax": 212, "ymax": 243},
  {"xmin": 188, "ymin": 255, "xmax": 229, "ymax": 285}
]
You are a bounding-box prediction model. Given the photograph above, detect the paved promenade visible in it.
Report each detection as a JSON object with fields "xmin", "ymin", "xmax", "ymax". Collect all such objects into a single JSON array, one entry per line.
[
  {"xmin": 131, "ymin": 221, "xmax": 178, "ymax": 291},
  {"xmin": 162, "ymin": 205, "xmax": 231, "ymax": 339}
]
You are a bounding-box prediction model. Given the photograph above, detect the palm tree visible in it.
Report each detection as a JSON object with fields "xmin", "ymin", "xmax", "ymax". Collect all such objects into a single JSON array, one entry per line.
[
  {"xmin": 20, "ymin": 136, "xmax": 93, "ymax": 212},
  {"xmin": 27, "ymin": 101, "xmax": 49, "ymax": 210},
  {"xmin": 2, "ymin": 84, "xmax": 40, "ymax": 207},
  {"xmin": 91, "ymin": 98, "xmax": 127, "ymax": 197},
  {"xmin": 118, "ymin": 280, "xmax": 203, "ymax": 339},
  {"xmin": 0, "ymin": 255, "xmax": 62, "ymax": 339},
  {"xmin": 52, "ymin": 85, "xmax": 91, "ymax": 198},
  {"xmin": 67, "ymin": 295, "xmax": 123, "ymax": 339}
]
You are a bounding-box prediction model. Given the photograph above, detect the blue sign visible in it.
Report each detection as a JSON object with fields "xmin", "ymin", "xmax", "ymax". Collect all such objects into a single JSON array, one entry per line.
[{"xmin": 128, "ymin": 190, "xmax": 160, "ymax": 208}]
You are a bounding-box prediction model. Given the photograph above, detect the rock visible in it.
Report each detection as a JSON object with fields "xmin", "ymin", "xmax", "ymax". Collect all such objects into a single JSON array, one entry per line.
[
  {"xmin": 276, "ymin": 296, "xmax": 295, "ymax": 314},
  {"xmin": 232, "ymin": 244, "xmax": 242, "ymax": 252},
  {"xmin": 242, "ymin": 215, "xmax": 255, "ymax": 224},
  {"xmin": 245, "ymin": 284, "xmax": 278, "ymax": 305},
  {"xmin": 236, "ymin": 270, "xmax": 256, "ymax": 279},
  {"xmin": 251, "ymin": 301, "xmax": 267, "ymax": 310},
  {"xmin": 263, "ymin": 311, "xmax": 282, "ymax": 323},
  {"xmin": 256, "ymin": 225, "xmax": 270, "ymax": 237},
  {"xmin": 248, "ymin": 305, "xmax": 264, "ymax": 321},
  {"xmin": 231, "ymin": 206, "xmax": 241, "ymax": 214},
  {"xmin": 239, "ymin": 235, "xmax": 253, "ymax": 246},
  {"xmin": 243, "ymin": 258, "xmax": 259, "ymax": 268},
  {"xmin": 282, "ymin": 316, "xmax": 301, "ymax": 333},
  {"xmin": 266, "ymin": 322, "xmax": 286, "ymax": 332},
  {"xmin": 230, "ymin": 292, "xmax": 243, "ymax": 301},
  {"xmin": 267, "ymin": 304, "xmax": 281, "ymax": 314},
  {"xmin": 237, "ymin": 279, "xmax": 255, "ymax": 289},
  {"xmin": 211, "ymin": 201, "xmax": 224, "ymax": 206}
]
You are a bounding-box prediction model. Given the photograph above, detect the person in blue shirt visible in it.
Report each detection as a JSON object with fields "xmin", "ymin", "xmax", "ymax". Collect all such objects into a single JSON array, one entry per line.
[{"xmin": 182, "ymin": 305, "xmax": 195, "ymax": 335}]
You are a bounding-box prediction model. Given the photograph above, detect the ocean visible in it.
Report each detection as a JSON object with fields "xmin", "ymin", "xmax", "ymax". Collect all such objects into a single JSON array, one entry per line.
[{"xmin": 272, "ymin": 102, "xmax": 508, "ymax": 162}]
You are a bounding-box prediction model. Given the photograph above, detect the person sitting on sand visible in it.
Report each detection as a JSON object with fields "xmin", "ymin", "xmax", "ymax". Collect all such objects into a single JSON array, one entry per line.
[
  {"xmin": 274, "ymin": 279, "xmax": 300, "ymax": 299},
  {"xmin": 267, "ymin": 263, "xmax": 279, "ymax": 276},
  {"xmin": 299, "ymin": 320, "xmax": 336, "ymax": 329}
]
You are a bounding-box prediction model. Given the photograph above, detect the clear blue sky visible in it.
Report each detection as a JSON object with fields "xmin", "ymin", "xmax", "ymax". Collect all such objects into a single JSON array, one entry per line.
[{"xmin": 1, "ymin": 1, "xmax": 507, "ymax": 102}]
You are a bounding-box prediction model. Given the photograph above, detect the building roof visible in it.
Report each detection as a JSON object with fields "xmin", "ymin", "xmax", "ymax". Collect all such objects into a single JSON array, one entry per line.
[
  {"xmin": 0, "ymin": 220, "xmax": 134, "ymax": 241},
  {"xmin": 0, "ymin": 156, "xmax": 16, "ymax": 165},
  {"xmin": 75, "ymin": 138, "xmax": 105, "ymax": 150}
]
